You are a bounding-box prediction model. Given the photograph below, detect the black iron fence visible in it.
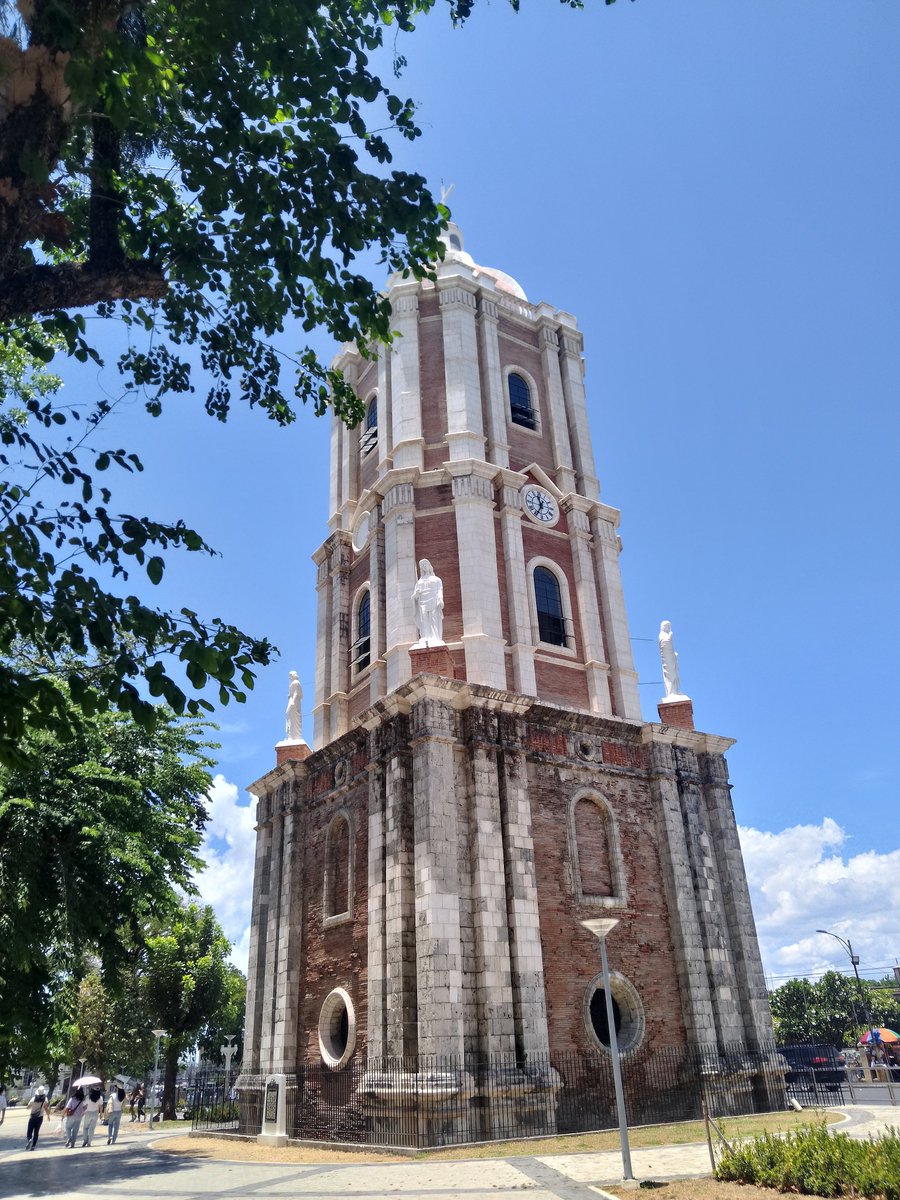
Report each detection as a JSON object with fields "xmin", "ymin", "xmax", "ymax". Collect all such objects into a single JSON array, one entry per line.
[{"xmin": 190, "ymin": 1041, "xmax": 816, "ymax": 1147}]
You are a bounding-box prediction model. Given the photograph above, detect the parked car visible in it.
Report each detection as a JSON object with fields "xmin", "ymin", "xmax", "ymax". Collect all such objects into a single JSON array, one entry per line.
[{"xmin": 777, "ymin": 1044, "xmax": 845, "ymax": 1089}]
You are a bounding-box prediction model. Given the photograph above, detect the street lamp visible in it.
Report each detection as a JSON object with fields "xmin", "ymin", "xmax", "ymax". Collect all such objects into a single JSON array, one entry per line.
[
  {"xmin": 580, "ymin": 917, "xmax": 634, "ymax": 1182},
  {"xmin": 148, "ymin": 1029, "xmax": 167, "ymax": 1127},
  {"xmin": 221, "ymin": 1035, "xmax": 238, "ymax": 1108},
  {"xmin": 815, "ymin": 929, "xmax": 870, "ymax": 1029}
]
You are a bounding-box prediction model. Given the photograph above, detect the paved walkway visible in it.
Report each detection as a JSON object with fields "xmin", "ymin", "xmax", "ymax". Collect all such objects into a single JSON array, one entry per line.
[{"xmin": 1, "ymin": 1104, "xmax": 897, "ymax": 1200}]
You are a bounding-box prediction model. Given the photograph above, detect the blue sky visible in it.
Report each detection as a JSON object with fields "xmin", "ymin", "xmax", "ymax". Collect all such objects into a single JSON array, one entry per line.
[{"xmin": 53, "ymin": 1, "xmax": 899, "ymax": 987}]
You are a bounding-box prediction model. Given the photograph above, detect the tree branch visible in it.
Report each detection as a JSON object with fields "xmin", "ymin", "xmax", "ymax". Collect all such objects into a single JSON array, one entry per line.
[{"xmin": 0, "ymin": 260, "xmax": 166, "ymax": 319}]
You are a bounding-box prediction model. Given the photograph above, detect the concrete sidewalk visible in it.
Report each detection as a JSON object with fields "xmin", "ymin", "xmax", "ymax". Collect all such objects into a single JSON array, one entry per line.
[{"xmin": 1, "ymin": 1104, "xmax": 896, "ymax": 1200}]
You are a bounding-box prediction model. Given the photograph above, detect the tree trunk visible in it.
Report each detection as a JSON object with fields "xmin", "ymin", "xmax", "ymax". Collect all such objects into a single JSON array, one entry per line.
[{"xmin": 162, "ymin": 1042, "xmax": 179, "ymax": 1120}]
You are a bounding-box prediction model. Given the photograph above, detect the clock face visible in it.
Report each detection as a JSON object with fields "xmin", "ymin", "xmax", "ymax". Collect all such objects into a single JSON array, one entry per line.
[{"xmin": 523, "ymin": 486, "xmax": 558, "ymax": 525}]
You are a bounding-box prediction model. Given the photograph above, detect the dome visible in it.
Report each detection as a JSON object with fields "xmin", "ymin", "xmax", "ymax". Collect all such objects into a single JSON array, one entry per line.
[{"xmin": 438, "ymin": 221, "xmax": 528, "ymax": 302}]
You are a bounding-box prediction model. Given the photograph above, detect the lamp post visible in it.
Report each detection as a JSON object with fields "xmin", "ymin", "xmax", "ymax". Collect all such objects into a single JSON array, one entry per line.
[
  {"xmin": 815, "ymin": 929, "xmax": 871, "ymax": 1030},
  {"xmin": 221, "ymin": 1035, "xmax": 237, "ymax": 1107},
  {"xmin": 148, "ymin": 1029, "xmax": 167, "ymax": 1127},
  {"xmin": 580, "ymin": 918, "xmax": 634, "ymax": 1182}
]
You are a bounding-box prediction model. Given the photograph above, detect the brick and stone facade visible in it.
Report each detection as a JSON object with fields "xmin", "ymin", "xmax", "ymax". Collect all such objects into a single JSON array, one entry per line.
[{"xmin": 241, "ymin": 223, "xmax": 776, "ymax": 1142}]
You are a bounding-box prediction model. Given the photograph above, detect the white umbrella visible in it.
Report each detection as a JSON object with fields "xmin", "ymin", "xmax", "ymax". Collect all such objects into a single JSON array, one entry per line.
[{"xmin": 71, "ymin": 1075, "xmax": 102, "ymax": 1087}]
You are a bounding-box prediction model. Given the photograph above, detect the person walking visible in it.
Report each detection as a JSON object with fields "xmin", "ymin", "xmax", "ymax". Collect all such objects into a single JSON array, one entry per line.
[
  {"xmin": 63, "ymin": 1087, "xmax": 86, "ymax": 1148},
  {"xmin": 0, "ymin": 1084, "xmax": 8, "ymax": 1126},
  {"xmin": 81, "ymin": 1087, "xmax": 103, "ymax": 1146},
  {"xmin": 129, "ymin": 1082, "xmax": 143, "ymax": 1122},
  {"xmin": 106, "ymin": 1085, "xmax": 125, "ymax": 1144},
  {"xmin": 136, "ymin": 1082, "xmax": 146, "ymax": 1122},
  {"xmin": 25, "ymin": 1087, "xmax": 50, "ymax": 1150}
]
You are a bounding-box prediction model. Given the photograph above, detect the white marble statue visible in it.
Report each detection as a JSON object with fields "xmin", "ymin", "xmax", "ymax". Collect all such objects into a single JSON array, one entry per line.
[
  {"xmin": 284, "ymin": 670, "xmax": 304, "ymax": 742},
  {"xmin": 658, "ymin": 620, "xmax": 688, "ymax": 701},
  {"xmin": 411, "ymin": 558, "xmax": 445, "ymax": 648}
]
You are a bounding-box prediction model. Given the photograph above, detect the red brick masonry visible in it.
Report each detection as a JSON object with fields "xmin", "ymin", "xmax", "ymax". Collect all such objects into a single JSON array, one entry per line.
[
  {"xmin": 657, "ymin": 698, "xmax": 694, "ymax": 730},
  {"xmin": 409, "ymin": 644, "xmax": 457, "ymax": 679}
]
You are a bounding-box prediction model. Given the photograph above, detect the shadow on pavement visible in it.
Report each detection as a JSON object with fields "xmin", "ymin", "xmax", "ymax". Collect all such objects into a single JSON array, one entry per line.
[{"xmin": 3, "ymin": 1142, "xmax": 199, "ymax": 1198}]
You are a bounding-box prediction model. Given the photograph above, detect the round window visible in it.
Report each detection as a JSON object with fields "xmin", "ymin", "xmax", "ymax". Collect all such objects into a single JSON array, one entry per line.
[
  {"xmin": 318, "ymin": 988, "xmax": 356, "ymax": 1068},
  {"xmin": 584, "ymin": 971, "xmax": 645, "ymax": 1055}
]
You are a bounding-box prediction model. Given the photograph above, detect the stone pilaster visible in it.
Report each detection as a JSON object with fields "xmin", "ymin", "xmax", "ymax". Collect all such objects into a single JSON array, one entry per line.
[
  {"xmin": 558, "ymin": 326, "xmax": 600, "ymax": 501},
  {"xmin": 382, "ymin": 477, "xmax": 418, "ymax": 691},
  {"xmin": 496, "ymin": 473, "xmax": 537, "ymax": 697},
  {"xmin": 672, "ymin": 743, "xmax": 745, "ymax": 1044},
  {"xmin": 448, "ymin": 465, "xmax": 507, "ymax": 689},
  {"xmin": 390, "ymin": 289, "xmax": 425, "ymax": 471},
  {"xmin": 258, "ymin": 790, "xmax": 285, "ymax": 1070},
  {"xmin": 538, "ymin": 320, "xmax": 576, "ymax": 495},
  {"xmin": 410, "ymin": 695, "xmax": 465, "ymax": 1058},
  {"xmin": 439, "ymin": 281, "xmax": 486, "ymax": 462},
  {"xmin": 270, "ymin": 786, "xmax": 304, "ymax": 1072},
  {"xmin": 331, "ymin": 348, "xmax": 358, "ymax": 532},
  {"xmin": 700, "ymin": 752, "xmax": 776, "ymax": 1047},
  {"xmin": 366, "ymin": 737, "xmax": 387, "ymax": 1058},
  {"xmin": 383, "ymin": 719, "xmax": 418, "ymax": 1058},
  {"xmin": 464, "ymin": 707, "xmax": 517, "ymax": 1059},
  {"xmin": 478, "ymin": 295, "xmax": 510, "ymax": 469},
  {"xmin": 644, "ymin": 735, "xmax": 718, "ymax": 1052},
  {"xmin": 589, "ymin": 506, "xmax": 642, "ymax": 720},
  {"xmin": 312, "ymin": 543, "xmax": 332, "ymax": 750},
  {"xmin": 368, "ymin": 504, "xmax": 387, "ymax": 703},
  {"xmin": 563, "ymin": 498, "xmax": 612, "ymax": 715},
  {"xmin": 328, "ymin": 532, "xmax": 352, "ymax": 741},
  {"xmin": 243, "ymin": 793, "xmax": 274, "ymax": 1070},
  {"xmin": 497, "ymin": 714, "xmax": 551, "ymax": 1059},
  {"xmin": 376, "ymin": 343, "xmax": 393, "ymax": 474}
]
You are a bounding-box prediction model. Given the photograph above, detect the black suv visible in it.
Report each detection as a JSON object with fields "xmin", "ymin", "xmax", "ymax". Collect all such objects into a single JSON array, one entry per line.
[{"xmin": 777, "ymin": 1044, "xmax": 845, "ymax": 1089}]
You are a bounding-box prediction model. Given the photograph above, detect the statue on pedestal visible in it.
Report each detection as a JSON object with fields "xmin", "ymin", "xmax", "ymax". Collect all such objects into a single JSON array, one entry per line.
[
  {"xmin": 411, "ymin": 558, "xmax": 445, "ymax": 648},
  {"xmin": 284, "ymin": 670, "xmax": 304, "ymax": 742},
  {"xmin": 658, "ymin": 620, "xmax": 688, "ymax": 701}
]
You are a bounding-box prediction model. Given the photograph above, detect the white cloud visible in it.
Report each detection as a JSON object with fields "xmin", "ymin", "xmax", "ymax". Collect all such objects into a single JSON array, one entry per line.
[
  {"xmin": 193, "ymin": 774, "xmax": 256, "ymax": 972},
  {"xmin": 739, "ymin": 818, "xmax": 900, "ymax": 986}
]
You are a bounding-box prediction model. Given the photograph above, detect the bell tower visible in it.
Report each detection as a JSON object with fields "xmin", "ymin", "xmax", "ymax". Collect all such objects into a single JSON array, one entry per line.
[
  {"xmin": 312, "ymin": 221, "xmax": 641, "ymax": 749},
  {"xmin": 242, "ymin": 221, "xmax": 777, "ymax": 1147}
]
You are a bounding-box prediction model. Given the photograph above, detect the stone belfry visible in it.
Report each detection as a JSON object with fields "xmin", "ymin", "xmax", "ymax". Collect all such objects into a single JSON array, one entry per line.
[
  {"xmin": 312, "ymin": 220, "xmax": 641, "ymax": 746},
  {"xmin": 242, "ymin": 221, "xmax": 776, "ymax": 1142}
]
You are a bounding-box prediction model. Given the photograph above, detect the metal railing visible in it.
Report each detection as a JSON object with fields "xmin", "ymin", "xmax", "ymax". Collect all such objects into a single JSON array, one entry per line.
[{"xmin": 192, "ymin": 1041, "xmax": 801, "ymax": 1147}]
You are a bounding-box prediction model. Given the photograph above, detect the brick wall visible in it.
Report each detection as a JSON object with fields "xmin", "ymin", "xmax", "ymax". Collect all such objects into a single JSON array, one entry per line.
[{"xmin": 528, "ymin": 748, "xmax": 687, "ymax": 1056}]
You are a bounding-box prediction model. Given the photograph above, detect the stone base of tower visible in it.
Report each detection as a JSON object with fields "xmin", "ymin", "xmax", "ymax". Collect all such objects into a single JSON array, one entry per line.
[{"xmin": 241, "ymin": 677, "xmax": 777, "ymax": 1146}]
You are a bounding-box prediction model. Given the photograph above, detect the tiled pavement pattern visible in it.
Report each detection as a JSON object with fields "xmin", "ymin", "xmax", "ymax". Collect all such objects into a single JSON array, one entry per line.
[{"xmin": 1, "ymin": 1105, "xmax": 897, "ymax": 1200}]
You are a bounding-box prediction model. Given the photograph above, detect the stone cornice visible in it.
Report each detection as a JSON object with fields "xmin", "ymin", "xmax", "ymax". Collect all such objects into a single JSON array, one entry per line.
[
  {"xmin": 641, "ymin": 724, "xmax": 736, "ymax": 755},
  {"xmin": 437, "ymin": 280, "xmax": 479, "ymax": 311},
  {"xmin": 588, "ymin": 500, "xmax": 623, "ymax": 528},
  {"xmin": 478, "ymin": 295, "xmax": 500, "ymax": 322},
  {"xmin": 248, "ymin": 758, "xmax": 309, "ymax": 799},
  {"xmin": 329, "ymin": 344, "xmax": 363, "ymax": 376}
]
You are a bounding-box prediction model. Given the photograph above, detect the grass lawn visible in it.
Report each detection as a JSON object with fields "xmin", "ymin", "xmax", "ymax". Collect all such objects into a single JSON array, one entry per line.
[
  {"xmin": 157, "ymin": 1109, "xmax": 841, "ymax": 1165},
  {"xmin": 603, "ymin": 1182, "xmax": 835, "ymax": 1200}
]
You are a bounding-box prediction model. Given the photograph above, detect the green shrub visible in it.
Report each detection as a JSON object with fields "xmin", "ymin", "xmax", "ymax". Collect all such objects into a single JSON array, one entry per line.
[{"xmin": 715, "ymin": 1123, "xmax": 900, "ymax": 1199}]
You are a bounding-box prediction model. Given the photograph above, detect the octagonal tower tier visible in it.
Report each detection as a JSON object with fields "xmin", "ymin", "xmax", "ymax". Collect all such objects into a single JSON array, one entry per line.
[{"xmin": 313, "ymin": 222, "xmax": 641, "ymax": 749}]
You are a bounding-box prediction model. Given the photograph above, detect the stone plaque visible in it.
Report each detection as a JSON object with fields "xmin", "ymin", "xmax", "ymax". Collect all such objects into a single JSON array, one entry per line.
[{"xmin": 264, "ymin": 1078, "xmax": 279, "ymax": 1124}]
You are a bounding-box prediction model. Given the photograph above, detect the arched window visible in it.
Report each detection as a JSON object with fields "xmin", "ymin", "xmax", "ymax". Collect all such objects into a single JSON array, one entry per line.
[
  {"xmin": 567, "ymin": 790, "xmax": 627, "ymax": 908},
  {"xmin": 449, "ymin": 233, "xmax": 462, "ymax": 251},
  {"xmin": 353, "ymin": 591, "xmax": 371, "ymax": 672},
  {"xmin": 574, "ymin": 797, "xmax": 613, "ymax": 896},
  {"xmin": 534, "ymin": 566, "xmax": 568, "ymax": 647},
  {"xmin": 361, "ymin": 396, "xmax": 378, "ymax": 456},
  {"xmin": 508, "ymin": 372, "xmax": 536, "ymax": 430},
  {"xmin": 324, "ymin": 814, "xmax": 352, "ymax": 922}
]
